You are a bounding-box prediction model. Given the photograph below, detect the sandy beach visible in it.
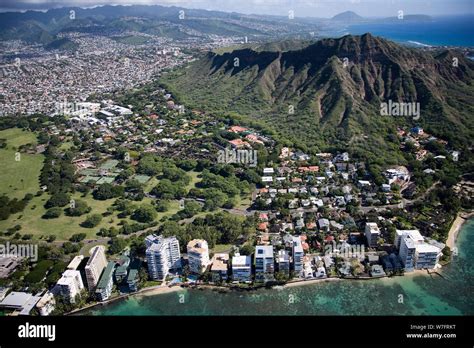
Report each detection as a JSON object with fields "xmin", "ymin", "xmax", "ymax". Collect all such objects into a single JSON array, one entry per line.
[
  {"xmin": 135, "ymin": 285, "xmax": 184, "ymax": 298},
  {"xmin": 446, "ymin": 211, "xmax": 474, "ymax": 249}
]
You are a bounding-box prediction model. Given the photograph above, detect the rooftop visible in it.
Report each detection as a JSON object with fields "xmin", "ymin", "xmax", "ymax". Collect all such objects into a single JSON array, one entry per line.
[
  {"xmin": 397, "ymin": 229, "xmax": 424, "ymax": 243},
  {"xmin": 87, "ymin": 245, "xmax": 106, "ymax": 266},
  {"xmin": 232, "ymin": 254, "xmax": 251, "ymax": 268},
  {"xmin": 67, "ymin": 255, "xmax": 84, "ymax": 270},
  {"xmin": 0, "ymin": 291, "xmax": 41, "ymax": 315},
  {"xmin": 255, "ymin": 245, "xmax": 274, "ymax": 258},
  {"xmin": 292, "ymin": 237, "xmax": 304, "ymax": 253},
  {"xmin": 96, "ymin": 261, "xmax": 116, "ymax": 290},
  {"xmin": 416, "ymin": 243, "xmax": 441, "ymax": 254}
]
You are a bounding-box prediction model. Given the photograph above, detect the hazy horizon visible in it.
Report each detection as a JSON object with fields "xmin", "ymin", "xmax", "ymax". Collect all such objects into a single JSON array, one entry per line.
[{"xmin": 0, "ymin": 0, "xmax": 472, "ymax": 17}]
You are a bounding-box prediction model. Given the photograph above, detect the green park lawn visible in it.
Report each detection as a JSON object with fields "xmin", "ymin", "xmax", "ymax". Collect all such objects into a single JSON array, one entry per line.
[
  {"xmin": 0, "ymin": 131, "xmax": 248, "ymax": 242},
  {"xmin": 0, "ymin": 191, "xmax": 184, "ymax": 242},
  {"xmin": 0, "ymin": 128, "xmax": 43, "ymax": 200}
]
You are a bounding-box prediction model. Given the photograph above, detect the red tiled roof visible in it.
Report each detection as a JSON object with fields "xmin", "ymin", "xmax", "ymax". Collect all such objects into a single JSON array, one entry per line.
[
  {"xmin": 325, "ymin": 235, "xmax": 335, "ymax": 242},
  {"xmin": 228, "ymin": 139, "xmax": 250, "ymax": 148},
  {"xmin": 229, "ymin": 126, "xmax": 248, "ymax": 133}
]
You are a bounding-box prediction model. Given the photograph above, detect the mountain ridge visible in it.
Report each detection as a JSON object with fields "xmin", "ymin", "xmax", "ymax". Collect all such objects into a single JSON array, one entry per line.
[{"xmin": 161, "ymin": 34, "xmax": 474, "ymax": 156}]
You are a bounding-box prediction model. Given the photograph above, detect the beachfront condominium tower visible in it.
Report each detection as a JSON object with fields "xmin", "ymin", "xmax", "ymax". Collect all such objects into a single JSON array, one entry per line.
[
  {"xmin": 85, "ymin": 245, "xmax": 108, "ymax": 291},
  {"xmin": 277, "ymin": 249, "xmax": 290, "ymax": 275},
  {"xmin": 292, "ymin": 236, "xmax": 304, "ymax": 277},
  {"xmin": 56, "ymin": 270, "xmax": 85, "ymax": 303},
  {"xmin": 396, "ymin": 230, "xmax": 441, "ymax": 271},
  {"xmin": 399, "ymin": 235, "xmax": 416, "ymax": 272},
  {"xmin": 255, "ymin": 245, "xmax": 274, "ymax": 281},
  {"xmin": 231, "ymin": 253, "xmax": 252, "ymax": 282},
  {"xmin": 145, "ymin": 234, "xmax": 181, "ymax": 280},
  {"xmin": 187, "ymin": 239, "xmax": 210, "ymax": 274}
]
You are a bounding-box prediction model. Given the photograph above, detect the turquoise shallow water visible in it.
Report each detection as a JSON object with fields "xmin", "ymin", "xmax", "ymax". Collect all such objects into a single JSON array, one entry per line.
[{"xmin": 85, "ymin": 219, "xmax": 474, "ymax": 316}]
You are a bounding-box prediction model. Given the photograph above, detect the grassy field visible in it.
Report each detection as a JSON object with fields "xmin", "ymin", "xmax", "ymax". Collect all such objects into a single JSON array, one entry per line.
[
  {"xmin": 0, "ymin": 191, "xmax": 186, "ymax": 241},
  {"xmin": 210, "ymin": 244, "xmax": 233, "ymax": 254},
  {"xmin": 0, "ymin": 132, "xmax": 242, "ymax": 242},
  {"xmin": 0, "ymin": 128, "xmax": 43, "ymax": 200},
  {"xmin": 0, "ymin": 167, "xmax": 195, "ymax": 242}
]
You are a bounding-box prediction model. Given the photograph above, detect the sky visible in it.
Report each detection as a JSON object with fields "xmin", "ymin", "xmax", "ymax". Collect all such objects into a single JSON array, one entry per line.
[{"xmin": 0, "ymin": 0, "xmax": 472, "ymax": 17}]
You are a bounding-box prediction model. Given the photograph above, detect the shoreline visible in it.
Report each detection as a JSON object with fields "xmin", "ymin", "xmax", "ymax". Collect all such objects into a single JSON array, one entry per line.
[
  {"xmin": 446, "ymin": 211, "xmax": 474, "ymax": 250},
  {"xmin": 71, "ymin": 273, "xmax": 424, "ymax": 315},
  {"xmin": 72, "ymin": 213, "xmax": 473, "ymax": 315},
  {"xmin": 67, "ymin": 284, "xmax": 184, "ymax": 315}
]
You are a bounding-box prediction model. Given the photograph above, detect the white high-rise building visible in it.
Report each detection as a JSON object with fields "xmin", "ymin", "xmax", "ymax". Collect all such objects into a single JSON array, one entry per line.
[
  {"xmin": 56, "ymin": 270, "xmax": 84, "ymax": 303},
  {"xmin": 85, "ymin": 245, "xmax": 108, "ymax": 291},
  {"xmin": 231, "ymin": 253, "xmax": 252, "ymax": 282},
  {"xmin": 187, "ymin": 239, "xmax": 210, "ymax": 274},
  {"xmin": 146, "ymin": 235, "xmax": 181, "ymax": 280},
  {"xmin": 365, "ymin": 223, "xmax": 381, "ymax": 248},
  {"xmin": 397, "ymin": 230, "xmax": 442, "ymax": 271},
  {"xmin": 292, "ymin": 237, "xmax": 304, "ymax": 277},
  {"xmin": 395, "ymin": 230, "xmax": 424, "ymax": 249},
  {"xmin": 255, "ymin": 245, "xmax": 274, "ymax": 281},
  {"xmin": 277, "ymin": 249, "xmax": 290, "ymax": 274},
  {"xmin": 399, "ymin": 236, "xmax": 416, "ymax": 272},
  {"xmin": 415, "ymin": 244, "xmax": 442, "ymax": 269}
]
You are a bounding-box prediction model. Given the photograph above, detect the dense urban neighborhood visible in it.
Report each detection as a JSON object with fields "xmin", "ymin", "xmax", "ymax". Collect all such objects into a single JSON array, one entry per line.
[{"xmin": 0, "ymin": 82, "xmax": 470, "ymax": 315}]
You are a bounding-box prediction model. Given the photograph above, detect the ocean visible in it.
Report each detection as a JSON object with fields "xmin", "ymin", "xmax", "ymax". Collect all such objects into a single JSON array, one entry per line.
[
  {"xmin": 345, "ymin": 15, "xmax": 474, "ymax": 47},
  {"xmin": 84, "ymin": 218, "xmax": 474, "ymax": 316}
]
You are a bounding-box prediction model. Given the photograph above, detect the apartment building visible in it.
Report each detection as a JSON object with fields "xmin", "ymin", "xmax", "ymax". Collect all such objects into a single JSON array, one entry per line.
[
  {"xmin": 399, "ymin": 236, "xmax": 416, "ymax": 272},
  {"xmin": 56, "ymin": 270, "xmax": 85, "ymax": 303},
  {"xmin": 277, "ymin": 249, "xmax": 290, "ymax": 275},
  {"xmin": 397, "ymin": 230, "xmax": 441, "ymax": 271},
  {"xmin": 95, "ymin": 261, "xmax": 115, "ymax": 302},
  {"xmin": 255, "ymin": 245, "xmax": 274, "ymax": 281},
  {"xmin": 415, "ymin": 244, "xmax": 442, "ymax": 270},
  {"xmin": 231, "ymin": 253, "xmax": 252, "ymax": 282},
  {"xmin": 35, "ymin": 291, "xmax": 56, "ymax": 316},
  {"xmin": 187, "ymin": 239, "xmax": 210, "ymax": 274},
  {"xmin": 365, "ymin": 223, "xmax": 381, "ymax": 248},
  {"xmin": 210, "ymin": 253, "xmax": 229, "ymax": 282},
  {"xmin": 292, "ymin": 237, "xmax": 304, "ymax": 277},
  {"xmin": 145, "ymin": 235, "xmax": 181, "ymax": 280},
  {"xmin": 395, "ymin": 230, "xmax": 424, "ymax": 249},
  {"xmin": 85, "ymin": 246, "xmax": 108, "ymax": 291}
]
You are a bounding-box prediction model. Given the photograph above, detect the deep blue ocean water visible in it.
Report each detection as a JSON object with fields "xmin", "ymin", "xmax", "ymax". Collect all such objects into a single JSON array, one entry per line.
[{"xmin": 346, "ymin": 15, "xmax": 474, "ymax": 47}]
